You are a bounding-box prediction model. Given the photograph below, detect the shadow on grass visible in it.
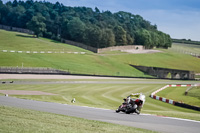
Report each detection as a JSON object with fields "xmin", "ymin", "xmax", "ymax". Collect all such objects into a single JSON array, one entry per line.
[
  {"xmin": 50, "ymin": 40, "xmax": 61, "ymax": 43},
  {"xmin": 16, "ymin": 33, "xmax": 63, "ymax": 44},
  {"xmin": 16, "ymin": 34, "xmax": 35, "ymax": 38}
]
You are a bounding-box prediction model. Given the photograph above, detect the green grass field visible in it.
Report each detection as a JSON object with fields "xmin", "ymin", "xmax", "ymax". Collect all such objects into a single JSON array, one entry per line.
[
  {"xmin": 106, "ymin": 49, "xmax": 200, "ymax": 72},
  {"xmin": 0, "ymin": 81, "xmax": 199, "ymax": 121},
  {"xmin": 0, "ymin": 106, "xmax": 155, "ymax": 133},
  {"xmin": 0, "ymin": 30, "xmax": 90, "ymax": 52},
  {"xmin": 170, "ymin": 43, "xmax": 200, "ymax": 55},
  {"xmin": 157, "ymin": 86, "xmax": 200, "ymax": 107},
  {"xmin": 188, "ymin": 86, "xmax": 200, "ymax": 99},
  {"xmin": 1, "ymin": 29, "xmax": 200, "ymax": 77}
]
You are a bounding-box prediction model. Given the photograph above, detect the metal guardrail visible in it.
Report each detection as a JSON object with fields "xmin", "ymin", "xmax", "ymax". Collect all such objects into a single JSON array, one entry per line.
[{"xmin": 0, "ymin": 67, "xmax": 69, "ymax": 74}]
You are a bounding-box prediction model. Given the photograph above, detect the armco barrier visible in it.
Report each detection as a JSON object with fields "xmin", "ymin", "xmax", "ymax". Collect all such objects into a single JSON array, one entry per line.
[
  {"xmin": 0, "ymin": 67, "xmax": 70, "ymax": 75},
  {"xmin": 174, "ymin": 102, "xmax": 200, "ymax": 111},
  {"xmin": 150, "ymin": 84, "xmax": 200, "ymax": 111}
]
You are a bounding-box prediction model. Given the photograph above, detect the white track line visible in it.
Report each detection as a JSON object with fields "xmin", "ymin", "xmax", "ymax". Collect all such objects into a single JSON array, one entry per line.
[
  {"xmin": 61, "ymin": 103, "xmax": 200, "ymax": 123},
  {"xmin": 160, "ymin": 116, "xmax": 200, "ymax": 123}
]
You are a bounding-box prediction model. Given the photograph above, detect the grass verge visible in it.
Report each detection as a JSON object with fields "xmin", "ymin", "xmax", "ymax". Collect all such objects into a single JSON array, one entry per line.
[
  {"xmin": 0, "ymin": 106, "xmax": 156, "ymax": 133},
  {"xmin": 188, "ymin": 86, "xmax": 200, "ymax": 99},
  {"xmin": 157, "ymin": 86, "xmax": 200, "ymax": 107}
]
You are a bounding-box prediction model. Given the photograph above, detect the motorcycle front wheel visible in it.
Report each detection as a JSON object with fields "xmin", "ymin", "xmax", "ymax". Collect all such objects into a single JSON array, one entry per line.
[{"xmin": 115, "ymin": 109, "xmax": 120, "ymax": 113}]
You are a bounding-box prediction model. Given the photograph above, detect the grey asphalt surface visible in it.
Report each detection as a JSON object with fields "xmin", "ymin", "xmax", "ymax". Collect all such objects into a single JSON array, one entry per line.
[{"xmin": 0, "ymin": 96, "xmax": 200, "ymax": 133}]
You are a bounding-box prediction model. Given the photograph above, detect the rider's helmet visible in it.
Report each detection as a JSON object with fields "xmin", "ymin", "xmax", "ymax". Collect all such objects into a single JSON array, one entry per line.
[{"xmin": 139, "ymin": 93, "xmax": 145, "ymax": 100}]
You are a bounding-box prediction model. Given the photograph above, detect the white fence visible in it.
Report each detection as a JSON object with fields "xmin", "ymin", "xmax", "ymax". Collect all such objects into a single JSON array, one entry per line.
[{"xmin": 1, "ymin": 50, "xmax": 86, "ymax": 54}]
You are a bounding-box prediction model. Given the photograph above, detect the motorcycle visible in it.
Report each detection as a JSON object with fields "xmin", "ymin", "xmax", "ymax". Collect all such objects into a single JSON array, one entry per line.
[{"xmin": 116, "ymin": 94, "xmax": 145, "ymax": 114}]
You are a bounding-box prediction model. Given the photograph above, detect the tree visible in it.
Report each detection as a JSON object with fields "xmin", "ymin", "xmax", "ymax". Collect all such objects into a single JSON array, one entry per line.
[
  {"xmin": 135, "ymin": 29, "xmax": 152, "ymax": 48},
  {"xmin": 67, "ymin": 17, "xmax": 86, "ymax": 42},
  {"xmin": 0, "ymin": 0, "xmax": 3, "ymax": 21},
  {"xmin": 12, "ymin": 0, "xmax": 18, "ymax": 7},
  {"xmin": 126, "ymin": 33, "xmax": 134, "ymax": 45},
  {"xmin": 100, "ymin": 29, "xmax": 115, "ymax": 48},
  {"xmin": 85, "ymin": 25, "xmax": 102, "ymax": 48},
  {"xmin": 24, "ymin": 0, "xmax": 34, "ymax": 9},
  {"xmin": 14, "ymin": 5, "xmax": 26, "ymax": 27},
  {"xmin": 26, "ymin": 14, "xmax": 46, "ymax": 37},
  {"xmin": 164, "ymin": 34, "xmax": 172, "ymax": 48},
  {"xmin": 114, "ymin": 26, "xmax": 127, "ymax": 45},
  {"xmin": 149, "ymin": 31, "xmax": 159, "ymax": 48},
  {"xmin": 95, "ymin": 7, "xmax": 100, "ymax": 13},
  {"xmin": 155, "ymin": 31, "xmax": 172, "ymax": 48},
  {"xmin": 61, "ymin": 19, "xmax": 70, "ymax": 39},
  {"xmin": 0, "ymin": 0, "xmax": 3, "ymax": 7},
  {"xmin": 19, "ymin": 8, "xmax": 35, "ymax": 28}
]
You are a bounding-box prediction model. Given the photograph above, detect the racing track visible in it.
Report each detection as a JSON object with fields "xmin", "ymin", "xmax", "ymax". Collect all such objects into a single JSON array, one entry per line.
[
  {"xmin": 0, "ymin": 74, "xmax": 200, "ymax": 133},
  {"xmin": 0, "ymin": 96, "xmax": 200, "ymax": 133}
]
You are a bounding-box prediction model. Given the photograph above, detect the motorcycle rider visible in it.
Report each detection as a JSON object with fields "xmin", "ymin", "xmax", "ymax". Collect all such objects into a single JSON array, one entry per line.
[
  {"xmin": 127, "ymin": 93, "xmax": 144, "ymax": 114},
  {"xmin": 116, "ymin": 93, "xmax": 145, "ymax": 114}
]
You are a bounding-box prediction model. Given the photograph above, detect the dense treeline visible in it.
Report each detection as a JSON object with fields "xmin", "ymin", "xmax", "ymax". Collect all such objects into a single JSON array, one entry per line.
[{"xmin": 0, "ymin": 0, "xmax": 172, "ymax": 48}]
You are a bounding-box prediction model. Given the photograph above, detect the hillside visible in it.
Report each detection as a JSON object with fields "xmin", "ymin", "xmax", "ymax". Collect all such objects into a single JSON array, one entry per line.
[
  {"xmin": 0, "ymin": 29, "xmax": 147, "ymax": 77},
  {"xmin": 0, "ymin": 29, "xmax": 200, "ymax": 77}
]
